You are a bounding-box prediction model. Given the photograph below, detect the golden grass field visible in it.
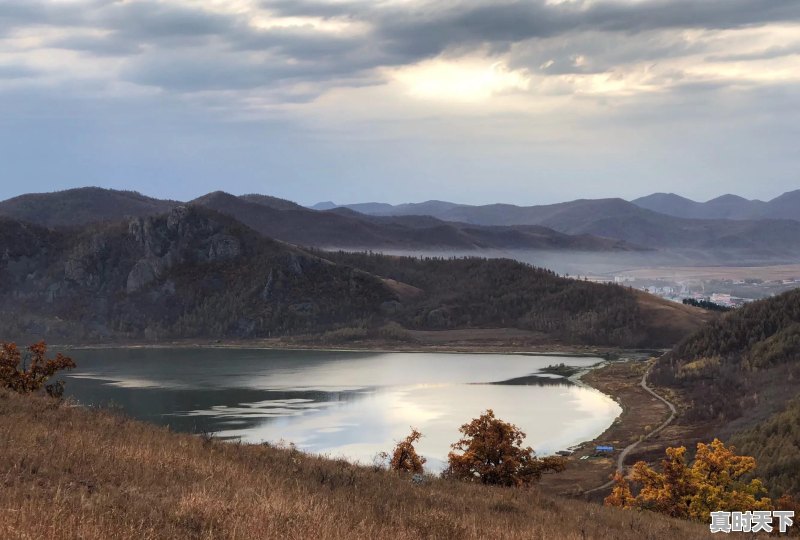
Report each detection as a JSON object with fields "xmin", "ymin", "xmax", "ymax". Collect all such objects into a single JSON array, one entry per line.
[{"xmin": 0, "ymin": 389, "xmax": 716, "ymax": 539}]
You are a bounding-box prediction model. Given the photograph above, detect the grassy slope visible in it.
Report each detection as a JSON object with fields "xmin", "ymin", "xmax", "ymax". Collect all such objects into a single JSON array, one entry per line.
[{"xmin": 0, "ymin": 390, "xmax": 712, "ymax": 539}]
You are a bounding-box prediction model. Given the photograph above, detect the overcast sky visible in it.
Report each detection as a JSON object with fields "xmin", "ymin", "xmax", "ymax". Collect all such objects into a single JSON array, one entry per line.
[{"xmin": 1, "ymin": 0, "xmax": 798, "ymax": 205}]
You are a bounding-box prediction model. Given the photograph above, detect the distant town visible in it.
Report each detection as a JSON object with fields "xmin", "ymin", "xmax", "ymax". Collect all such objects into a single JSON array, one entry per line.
[{"xmin": 576, "ymin": 274, "xmax": 800, "ymax": 309}]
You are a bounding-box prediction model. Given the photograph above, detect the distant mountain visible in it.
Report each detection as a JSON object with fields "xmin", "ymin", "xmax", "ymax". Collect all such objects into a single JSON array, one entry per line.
[
  {"xmin": 0, "ymin": 188, "xmax": 635, "ymax": 252},
  {"xmin": 4, "ymin": 187, "xmax": 798, "ymax": 254},
  {"xmin": 0, "ymin": 187, "xmax": 177, "ymax": 227},
  {"xmin": 632, "ymin": 190, "xmax": 799, "ymax": 221},
  {"xmin": 630, "ymin": 193, "xmax": 701, "ymax": 219},
  {"xmin": 766, "ymin": 190, "xmax": 800, "ymax": 220},
  {"xmin": 0, "ymin": 206, "xmax": 707, "ymax": 347},
  {"xmin": 191, "ymin": 191, "xmax": 641, "ymax": 251},
  {"xmin": 323, "ymin": 197, "xmax": 800, "ymax": 254},
  {"xmin": 310, "ymin": 201, "xmax": 337, "ymax": 211}
]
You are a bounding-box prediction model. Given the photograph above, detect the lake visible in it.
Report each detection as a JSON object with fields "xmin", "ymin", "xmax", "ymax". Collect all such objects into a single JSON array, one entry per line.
[{"xmin": 62, "ymin": 348, "xmax": 621, "ymax": 471}]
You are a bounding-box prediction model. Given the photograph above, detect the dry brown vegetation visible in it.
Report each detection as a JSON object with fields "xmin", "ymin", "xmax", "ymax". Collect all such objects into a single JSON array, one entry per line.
[
  {"xmin": 0, "ymin": 389, "xmax": 716, "ymax": 540},
  {"xmin": 445, "ymin": 409, "xmax": 566, "ymax": 487}
]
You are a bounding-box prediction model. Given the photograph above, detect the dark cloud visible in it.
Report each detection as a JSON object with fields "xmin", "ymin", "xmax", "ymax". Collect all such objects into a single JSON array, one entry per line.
[
  {"xmin": 264, "ymin": 0, "xmax": 800, "ymax": 57},
  {"xmin": 46, "ymin": 34, "xmax": 143, "ymax": 56},
  {"xmin": 4, "ymin": 0, "xmax": 799, "ymax": 93}
]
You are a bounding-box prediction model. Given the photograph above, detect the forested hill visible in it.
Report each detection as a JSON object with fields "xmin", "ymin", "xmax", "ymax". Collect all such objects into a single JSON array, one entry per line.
[
  {"xmin": 316, "ymin": 251, "xmax": 708, "ymax": 347},
  {"xmin": 651, "ymin": 288, "xmax": 800, "ymax": 497},
  {"xmin": 0, "ymin": 206, "xmax": 705, "ymax": 347},
  {"xmin": 652, "ymin": 288, "xmax": 800, "ymax": 421},
  {"xmin": 665, "ymin": 288, "xmax": 800, "ymax": 370}
]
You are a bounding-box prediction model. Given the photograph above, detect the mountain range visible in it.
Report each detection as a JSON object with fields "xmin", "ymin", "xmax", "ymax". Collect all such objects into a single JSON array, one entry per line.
[
  {"xmin": 314, "ymin": 192, "xmax": 800, "ymax": 254},
  {"xmin": 0, "ymin": 205, "xmax": 706, "ymax": 346},
  {"xmin": 317, "ymin": 189, "xmax": 799, "ymax": 222},
  {"xmin": 1, "ymin": 187, "xmax": 798, "ymax": 256},
  {"xmin": 0, "ymin": 188, "xmax": 638, "ymax": 252},
  {"xmin": 632, "ymin": 190, "xmax": 800, "ymax": 221}
]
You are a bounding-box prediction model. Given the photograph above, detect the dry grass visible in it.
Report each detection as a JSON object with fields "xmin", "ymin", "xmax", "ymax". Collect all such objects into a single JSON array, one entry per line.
[{"xmin": 0, "ymin": 389, "xmax": 713, "ymax": 539}]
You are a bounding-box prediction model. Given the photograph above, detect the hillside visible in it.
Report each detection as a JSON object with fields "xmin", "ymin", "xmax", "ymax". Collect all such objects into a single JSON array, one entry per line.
[
  {"xmin": 0, "ymin": 389, "xmax": 713, "ymax": 539},
  {"xmin": 318, "ymin": 251, "xmax": 710, "ymax": 347},
  {"xmin": 650, "ymin": 288, "xmax": 800, "ymax": 496},
  {"xmin": 324, "ymin": 197, "xmax": 800, "ymax": 253},
  {"xmin": 0, "ymin": 205, "xmax": 396, "ymax": 343},
  {"xmin": 0, "ymin": 187, "xmax": 176, "ymax": 227},
  {"xmin": 0, "ymin": 207, "xmax": 704, "ymax": 347}
]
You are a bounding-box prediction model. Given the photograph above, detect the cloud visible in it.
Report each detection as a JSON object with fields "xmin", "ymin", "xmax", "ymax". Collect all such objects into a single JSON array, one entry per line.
[
  {"xmin": 0, "ymin": 1, "xmax": 799, "ymax": 205},
  {"xmin": 0, "ymin": 63, "xmax": 41, "ymax": 80},
  {"xmin": 4, "ymin": 0, "xmax": 798, "ymax": 96}
]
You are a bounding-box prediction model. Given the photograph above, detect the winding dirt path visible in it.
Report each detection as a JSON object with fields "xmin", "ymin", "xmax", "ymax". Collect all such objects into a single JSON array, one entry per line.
[{"xmin": 584, "ymin": 360, "xmax": 677, "ymax": 495}]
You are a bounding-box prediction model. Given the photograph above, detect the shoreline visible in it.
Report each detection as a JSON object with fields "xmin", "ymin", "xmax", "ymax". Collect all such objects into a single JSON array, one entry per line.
[{"xmin": 54, "ymin": 338, "xmax": 665, "ymax": 359}]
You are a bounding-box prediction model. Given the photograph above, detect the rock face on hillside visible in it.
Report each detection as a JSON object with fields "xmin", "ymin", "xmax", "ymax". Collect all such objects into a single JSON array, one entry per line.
[
  {"xmin": 125, "ymin": 207, "xmax": 242, "ymax": 293},
  {"xmin": 0, "ymin": 206, "xmax": 396, "ymax": 342}
]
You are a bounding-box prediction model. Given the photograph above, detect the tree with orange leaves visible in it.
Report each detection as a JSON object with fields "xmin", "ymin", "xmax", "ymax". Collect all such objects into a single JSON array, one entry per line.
[
  {"xmin": 605, "ymin": 439, "xmax": 772, "ymax": 520},
  {"xmin": 0, "ymin": 341, "xmax": 76, "ymax": 397},
  {"xmin": 605, "ymin": 471, "xmax": 635, "ymax": 508},
  {"xmin": 389, "ymin": 428, "xmax": 427, "ymax": 474},
  {"xmin": 444, "ymin": 409, "xmax": 566, "ymax": 487}
]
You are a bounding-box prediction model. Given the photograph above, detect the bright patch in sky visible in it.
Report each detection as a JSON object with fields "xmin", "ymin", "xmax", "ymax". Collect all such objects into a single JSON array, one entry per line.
[{"xmin": 393, "ymin": 59, "xmax": 531, "ymax": 103}]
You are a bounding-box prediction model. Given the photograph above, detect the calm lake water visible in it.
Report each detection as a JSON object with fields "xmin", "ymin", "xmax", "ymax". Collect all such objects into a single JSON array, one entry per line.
[{"xmin": 62, "ymin": 348, "xmax": 620, "ymax": 471}]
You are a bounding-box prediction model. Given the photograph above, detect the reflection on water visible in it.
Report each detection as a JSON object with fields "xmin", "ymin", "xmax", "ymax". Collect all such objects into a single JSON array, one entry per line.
[{"xmin": 62, "ymin": 348, "xmax": 620, "ymax": 471}]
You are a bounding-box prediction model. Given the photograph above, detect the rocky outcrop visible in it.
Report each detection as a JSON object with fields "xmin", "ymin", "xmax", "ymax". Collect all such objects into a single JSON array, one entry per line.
[{"xmin": 125, "ymin": 207, "xmax": 242, "ymax": 293}]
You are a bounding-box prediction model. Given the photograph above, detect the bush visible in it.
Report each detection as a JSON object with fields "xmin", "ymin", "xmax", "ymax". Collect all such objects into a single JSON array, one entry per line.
[
  {"xmin": 605, "ymin": 439, "xmax": 772, "ymax": 520},
  {"xmin": 444, "ymin": 409, "xmax": 566, "ymax": 487},
  {"xmin": 0, "ymin": 341, "xmax": 76, "ymax": 397},
  {"xmin": 389, "ymin": 428, "xmax": 426, "ymax": 474}
]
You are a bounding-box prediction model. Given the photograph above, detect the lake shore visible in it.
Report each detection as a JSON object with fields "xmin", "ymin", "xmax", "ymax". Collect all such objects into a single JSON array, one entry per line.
[
  {"xmin": 54, "ymin": 328, "xmax": 666, "ymax": 359},
  {"xmin": 537, "ymin": 357, "xmax": 701, "ymax": 502}
]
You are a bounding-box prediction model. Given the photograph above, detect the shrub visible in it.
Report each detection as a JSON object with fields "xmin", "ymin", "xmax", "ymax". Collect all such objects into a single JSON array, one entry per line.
[
  {"xmin": 605, "ymin": 439, "xmax": 772, "ymax": 520},
  {"xmin": 389, "ymin": 428, "xmax": 426, "ymax": 474},
  {"xmin": 0, "ymin": 341, "xmax": 76, "ymax": 397},
  {"xmin": 444, "ymin": 409, "xmax": 566, "ymax": 487}
]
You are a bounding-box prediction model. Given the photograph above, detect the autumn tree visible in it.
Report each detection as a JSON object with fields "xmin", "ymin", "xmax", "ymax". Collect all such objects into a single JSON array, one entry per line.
[
  {"xmin": 389, "ymin": 428, "xmax": 426, "ymax": 474},
  {"xmin": 0, "ymin": 341, "xmax": 76, "ymax": 397},
  {"xmin": 444, "ymin": 409, "xmax": 566, "ymax": 487},
  {"xmin": 606, "ymin": 439, "xmax": 772, "ymax": 520},
  {"xmin": 605, "ymin": 472, "xmax": 635, "ymax": 508}
]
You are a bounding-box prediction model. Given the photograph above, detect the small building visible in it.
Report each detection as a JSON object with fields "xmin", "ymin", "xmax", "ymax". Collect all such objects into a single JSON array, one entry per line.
[{"xmin": 595, "ymin": 445, "xmax": 614, "ymax": 453}]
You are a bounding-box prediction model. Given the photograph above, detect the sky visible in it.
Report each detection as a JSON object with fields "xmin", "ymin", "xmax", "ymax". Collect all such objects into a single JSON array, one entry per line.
[{"xmin": 1, "ymin": 0, "xmax": 799, "ymax": 206}]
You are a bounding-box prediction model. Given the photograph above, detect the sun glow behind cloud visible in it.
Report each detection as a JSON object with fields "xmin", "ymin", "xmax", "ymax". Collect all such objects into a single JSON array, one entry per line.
[{"xmin": 391, "ymin": 58, "xmax": 531, "ymax": 103}]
